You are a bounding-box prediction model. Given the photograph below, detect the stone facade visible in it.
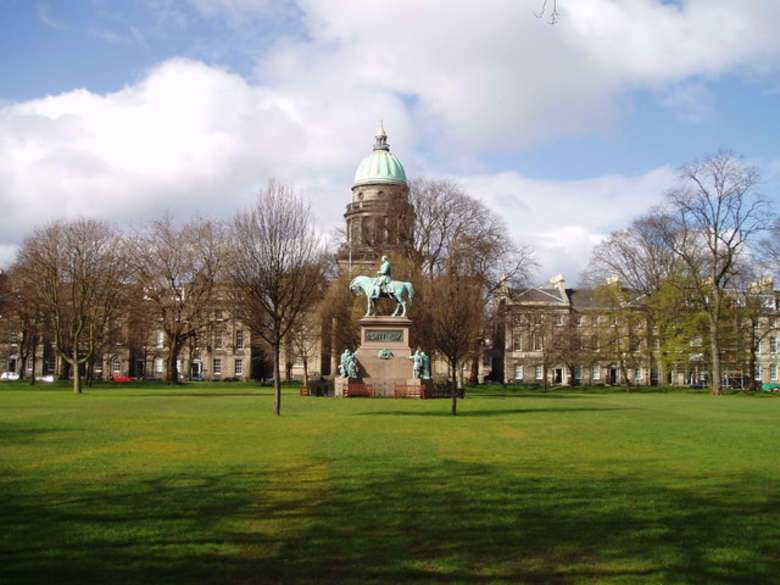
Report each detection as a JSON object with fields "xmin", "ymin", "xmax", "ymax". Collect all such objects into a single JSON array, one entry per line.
[{"xmin": 499, "ymin": 274, "xmax": 780, "ymax": 388}]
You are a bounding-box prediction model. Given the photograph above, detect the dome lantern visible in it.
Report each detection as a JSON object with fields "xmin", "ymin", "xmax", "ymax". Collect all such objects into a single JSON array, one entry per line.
[{"xmin": 353, "ymin": 124, "xmax": 407, "ymax": 186}]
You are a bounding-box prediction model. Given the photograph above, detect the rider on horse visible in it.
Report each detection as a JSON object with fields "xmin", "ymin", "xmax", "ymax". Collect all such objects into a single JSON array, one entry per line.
[{"xmin": 372, "ymin": 256, "xmax": 392, "ymax": 299}]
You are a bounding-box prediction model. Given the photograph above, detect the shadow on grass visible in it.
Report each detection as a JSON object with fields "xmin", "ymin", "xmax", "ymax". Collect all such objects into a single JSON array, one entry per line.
[
  {"xmin": 132, "ymin": 393, "xmax": 276, "ymax": 398},
  {"xmin": 2, "ymin": 458, "xmax": 776, "ymax": 585},
  {"xmin": 0, "ymin": 427, "xmax": 82, "ymax": 443},
  {"xmin": 356, "ymin": 407, "xmax": 631, "ymax": 417}
]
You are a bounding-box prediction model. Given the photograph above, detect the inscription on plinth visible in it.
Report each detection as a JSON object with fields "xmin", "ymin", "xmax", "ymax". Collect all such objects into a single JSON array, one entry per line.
[{"xmin": 365, "ymin": 329, "xmax": 404, "ymax": 343}]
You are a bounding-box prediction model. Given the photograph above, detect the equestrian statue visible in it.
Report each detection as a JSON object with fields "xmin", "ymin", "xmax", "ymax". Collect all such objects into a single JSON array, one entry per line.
[{"xmin": 349, "ymin": 255, "xmax": 415, "ymax": 317}]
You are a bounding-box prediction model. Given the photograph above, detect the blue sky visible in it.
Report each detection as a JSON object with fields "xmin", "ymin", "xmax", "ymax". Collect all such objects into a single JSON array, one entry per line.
[{"xmin": 1, "ymin": 0, "xmax": 779, "ymax": 282}]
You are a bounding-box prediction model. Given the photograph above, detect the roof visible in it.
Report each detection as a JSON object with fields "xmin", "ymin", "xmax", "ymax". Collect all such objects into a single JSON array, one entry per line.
[{"xmin": 353, "ymin": 125, "xmax": 407, "ymax": 186}]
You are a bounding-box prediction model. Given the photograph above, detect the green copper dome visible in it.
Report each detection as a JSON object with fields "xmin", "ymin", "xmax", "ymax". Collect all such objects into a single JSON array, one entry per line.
[{"xmin": 353, "ymin": 124, "xmax": 407, "ymax": 186}]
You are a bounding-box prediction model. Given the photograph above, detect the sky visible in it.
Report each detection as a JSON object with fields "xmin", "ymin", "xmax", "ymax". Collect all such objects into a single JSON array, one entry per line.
[{"xmin": 1, "ymin": 0, "xmax": 779, "ymax": 285}]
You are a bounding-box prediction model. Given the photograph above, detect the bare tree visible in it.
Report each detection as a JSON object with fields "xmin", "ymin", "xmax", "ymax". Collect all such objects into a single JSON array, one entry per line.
[
  {"xmin": 664, "ymin": 152, "xmax": 772, "ymax": 395},
  {"xmin": 130, "ymin": 216, "xmax": 224, "ymax": 384},
  {"xmin": 409, "ymin": 178, "xmax": 534, "ymax": 289},
  {"xmin": 535, "ymin": 0, "xmax": 559, "ymax": 24},
  {"xmin": 0, "ymin": 267, "xmax": 44, "ymax": 383},
  {"xmin": 585, "ymin": 212, "xmax": 677, "ymax": 295},
  {"xmin": 733, "ymin": 274, "xmax": 778, "ymax": 391},
  {"xmin": 592, "ymin": 282, "xmax": 648, "ymax": 389},
  {"xmin": 425, "ymin": 275, "xmax": 485, "ymax": 415},
  {"xmin": 287, "ymin": 310, "xmax": 323, "ymax": 387},
  {"xmin": 227, "ymin": 181, "xmax": 327, "ymax": 416},
  {"xmin": 585, "ymin": 212, "xmax": 680, "ymax": 385},
  {"xmin": 410, "ymin": 179, "xmax": 536, "ymax": 391},
  {"xmin": 757, "ymin": 216, "xmax": 779, "ymax": 278},
  {"xmin": 15, "ymin": 219, "xmax": 129, "ymax": 393}
]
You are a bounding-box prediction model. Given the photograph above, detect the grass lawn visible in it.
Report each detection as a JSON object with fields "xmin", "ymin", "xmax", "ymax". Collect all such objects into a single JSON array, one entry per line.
[{"xmin": 0, "ymin": 381, "xmax": 778, "ymax": 585}]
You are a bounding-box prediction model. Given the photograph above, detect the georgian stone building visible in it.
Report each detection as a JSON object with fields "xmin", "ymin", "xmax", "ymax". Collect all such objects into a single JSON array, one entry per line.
[{"xmin": 500, "ymin": 274, "xmax": 780, "ymax": 387}]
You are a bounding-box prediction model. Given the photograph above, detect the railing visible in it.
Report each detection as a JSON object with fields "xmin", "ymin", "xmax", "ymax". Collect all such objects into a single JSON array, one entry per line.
[
  {"xmin": 345, "ymin": 383, "xmax": 373, "ymax": 397},
  {"xmin": 394, "ymin": 384, "xmax": 426, "ymax": 398}
]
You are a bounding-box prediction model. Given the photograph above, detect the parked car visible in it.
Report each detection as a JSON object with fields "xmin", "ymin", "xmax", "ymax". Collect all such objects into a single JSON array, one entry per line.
[
  {"xmin": 36, "ymin": 374, "xmax": 55, "ymax": 383},
  {"xmin": 0, "ymin": 371, "xmax": 20, "ymax": 381}
]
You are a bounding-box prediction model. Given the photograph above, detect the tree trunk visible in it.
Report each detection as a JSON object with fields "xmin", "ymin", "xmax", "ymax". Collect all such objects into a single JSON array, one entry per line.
[
  {"xmin": 749, "ymin": 334, "xmax": 757, "ymax": 392},
  {"xmin": 302, "ymin": 356, "xmax": 309, "ymax": 387},
  {"xmin": 709, "ymin": 316, "xmax": 722, "ymax": 395},
  {"xmin": 166, "ymin": 340, "xmax": 181, "ymax": 385},
  {"xmin": 273, "ymin": 341, "xmax": 282, "ymax": 416},
  {"xmin": 620, "ymin": 361, "xmax": 631, "ymax": 391},
  {"xmin": 71, "ymin": 347, "xmax": 82, "ymax": 394},
  {"xmin": 450, "ymin": 359, "xmax": 458, "ymax": 416},
  {"xmin": 469, "ymin": 355, "xmax": 479, "ymax": 385},
  {"xmin": 30, "ymin": 341, "xmax": 37, "ymax": 386}
]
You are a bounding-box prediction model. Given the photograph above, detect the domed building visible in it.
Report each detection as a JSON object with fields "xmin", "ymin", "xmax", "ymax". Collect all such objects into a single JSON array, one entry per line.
[{"xmin": 338, "ymin": 124, "xmax": 415, "ymax": 273}]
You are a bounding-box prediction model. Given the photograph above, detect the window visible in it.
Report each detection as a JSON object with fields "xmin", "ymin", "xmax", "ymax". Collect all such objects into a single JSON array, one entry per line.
[
  {"xmin": 574, "ymin": 366, "xmax": 582, "ymax": 381},
  {"xmin": 770, "ymin": 337, "xmax": 777, "ymax": 354},
  {"xmin": 215, "ymin": 309, "xmax": 224, "ymax": 321},
  {"xmin": 215, "ymin": 327, "xmax": 224, "ymax": 349},
  {"xmin": 513, "ymin": 333, "xmax": 523, "ymax": 352},
  {"xmin": 770, "ymin": 318, "xmax": 777, "ymax": 329},
  {"xmin": 553, "ymin": 314, "xmax": 564, "ymax": 326},
  {"xmin": 533, "ymin": 335, "xmax": 543, "ymax": 351},
  {"xmin": 592, "ymin": 365, "xmax": 601, "ymax": 381},
  {"xmin": 9, "ymin": 332, "xmax": 18, "ymax": 344},
  {"xmin": 592, "ymin": 335, "xmax": 599, "ymax": 351},
  {"xmin": 597, "ymin": 315, "xmax": 606, "ymax": 326},
  {"xmin": 575, "ymin": 315, "xmax": 584, "ymax": 327},
  {"xmin": 770, "ymin": 364, "xmax": 777, "ymax": 381},
  {"xmin": 113, "ymin": 359, "xmax": 122, "ymax": 374},
  {"xmin": 514, "ymin": 364, "xmax": 524, "ymax": 381},
  {"xmin": 535, "ymin": 365, "xmax": 543, "ymax": 380},
  {"xmin": 234, "ymin": 359, "xmax": 243, "ymax": 376},
  {"xmin": 154, "ymin": 358, "xmax": 164, "ymax": 374},
  {"xmin": 235, "ymin": 330, "xmax": 244, "ymax": 349},
  {"xmin": 156, "ymin": 330, "xmax": 164, "ymax": 348},
  {"xmin": 213, "ymin": 359, "xmax": 222, "ymax": 375},
  {"xmin": 533, "ymin": 313, "xmax": 542, "ymax": 325}
]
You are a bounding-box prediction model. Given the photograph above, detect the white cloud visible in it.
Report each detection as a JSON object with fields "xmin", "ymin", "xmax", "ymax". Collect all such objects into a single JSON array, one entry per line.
[
  {"xmin": 458, "ymin": 166, "xmax": 677, "ymax": 283},
  {"xmin": 37, "ymin": 4, "xmax": 66, "ymax": 30},
  {"xmin": 248, "ymin": 0, "xmax": 780, "ymax": 156}
]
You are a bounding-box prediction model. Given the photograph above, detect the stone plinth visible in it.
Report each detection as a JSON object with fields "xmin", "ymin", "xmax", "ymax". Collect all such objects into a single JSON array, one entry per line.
[{"xmin": 354, "ymin": 316, "xmax": 414, "ymax": 397}]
